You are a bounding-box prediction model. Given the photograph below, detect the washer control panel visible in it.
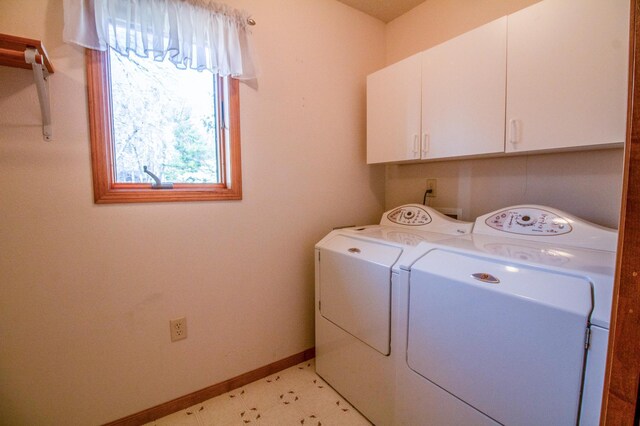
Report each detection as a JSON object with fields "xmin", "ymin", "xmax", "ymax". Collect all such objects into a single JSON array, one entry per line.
[
  {"xmin": 475, "ymin": 205, "xmax": 617, "ymax": 251},
  {"xmin": 485, "ymin": 207, "xmax": 572, "ymax": 236},
  {"xmin": 386, "ymin": 205, "xmax": 432, "ymax": 226}
]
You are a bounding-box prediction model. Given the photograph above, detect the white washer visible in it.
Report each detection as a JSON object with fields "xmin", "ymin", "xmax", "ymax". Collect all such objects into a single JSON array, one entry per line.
[
  {"xmin": 394, "ymin": 205, "xmax": 618, "ymax": 426},
  {"xmin": 315, "ymin": 204, "xmax": 473, "ymax": 425}
]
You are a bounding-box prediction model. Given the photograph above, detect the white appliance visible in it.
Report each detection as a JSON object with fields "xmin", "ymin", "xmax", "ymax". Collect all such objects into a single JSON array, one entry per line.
[
  {"xmin": 394, "ymin": 205, "xmax": 618, "ymax": 426},
  {"xmin": 315, "ymin": 204, "xmax": 473, "ymax": 425}
]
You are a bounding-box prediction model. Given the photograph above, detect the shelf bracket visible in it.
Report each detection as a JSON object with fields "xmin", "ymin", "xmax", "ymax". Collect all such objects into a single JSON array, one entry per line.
[{"xmin": 24, "ymin": 47, "xmax": 52, "ymax": 141}]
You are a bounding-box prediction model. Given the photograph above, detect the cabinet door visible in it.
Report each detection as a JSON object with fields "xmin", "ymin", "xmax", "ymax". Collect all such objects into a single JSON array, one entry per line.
[
  {"xmin": 506, "ymin": 0, "xmax": 629, "ymax": 153},
  {"xmin": 421, "ymin": 17, "xmax": 507, "ymax": 160},
  {"xmin": 367, "ymin": 53, "xmax": 422, "ymax": 164}
]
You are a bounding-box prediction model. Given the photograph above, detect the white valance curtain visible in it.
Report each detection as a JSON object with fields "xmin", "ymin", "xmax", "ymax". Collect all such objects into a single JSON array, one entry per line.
[{"xmin": 63, "ymin": 0, "xmax": 257, "ymax": 81}]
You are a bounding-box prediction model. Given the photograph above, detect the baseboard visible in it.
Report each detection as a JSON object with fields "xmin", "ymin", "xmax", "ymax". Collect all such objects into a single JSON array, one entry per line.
[{"xmin": 103, "ymin": 347, "xmax": 315, "ymax": 426}]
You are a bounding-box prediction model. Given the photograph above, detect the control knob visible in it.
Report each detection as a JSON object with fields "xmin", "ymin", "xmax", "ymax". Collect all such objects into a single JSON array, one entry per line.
[{"xmin": 516, "ymin": 214, "xmax": 537, "ymax": 226}]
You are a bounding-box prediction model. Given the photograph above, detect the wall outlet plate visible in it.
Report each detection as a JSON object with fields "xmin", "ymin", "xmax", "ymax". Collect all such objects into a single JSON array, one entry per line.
[
  {"xmin": 170, "ymin": 317, "xmax": 187, "ymax": 342},
  {"xmin": 426, "ymin": 178, "xmax": 437, "ymax": 197}
]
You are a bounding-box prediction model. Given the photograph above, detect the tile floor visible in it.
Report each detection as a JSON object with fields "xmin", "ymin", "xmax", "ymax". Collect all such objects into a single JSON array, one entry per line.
[{"xmin": 144, "ymin": 359, "xmax": 373, "ymax": 426}]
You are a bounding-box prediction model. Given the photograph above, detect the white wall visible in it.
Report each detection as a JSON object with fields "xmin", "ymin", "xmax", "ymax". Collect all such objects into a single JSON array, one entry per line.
[
  {"xmin": 385, "ymin": 0, "xmax": 542, "ymax": 64},
  {"xmin": 386, "ymin": 149, "xmax": 624, "ymax": 227},
  {"xmin": 384, "ymin": 0, "xmax": 624, "ymax": 228},
  {"xmin": 0, "ymin": 1, "xmax": 386, "ymax": 424}
]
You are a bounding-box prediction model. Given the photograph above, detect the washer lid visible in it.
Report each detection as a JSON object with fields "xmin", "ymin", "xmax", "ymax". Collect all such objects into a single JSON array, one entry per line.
[
  {"xmin": 408, "ymin": 249, "xmax": 592, "ymax": 425},
  {"xmin": 467, "ymin": 234, "xmax": 616, "ymax": 328}
]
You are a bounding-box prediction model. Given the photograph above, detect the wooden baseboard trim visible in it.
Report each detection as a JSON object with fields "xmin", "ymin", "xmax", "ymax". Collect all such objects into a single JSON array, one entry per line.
[{"xmin": 103, "ymin": 347, "xmax": 315, "ymax": 426}]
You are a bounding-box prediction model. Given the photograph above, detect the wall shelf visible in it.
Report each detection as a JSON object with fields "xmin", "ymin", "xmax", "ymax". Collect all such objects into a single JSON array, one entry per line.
[{"xmin": 0, "ymin": 33, "xmax": 54, "ymax": 141}]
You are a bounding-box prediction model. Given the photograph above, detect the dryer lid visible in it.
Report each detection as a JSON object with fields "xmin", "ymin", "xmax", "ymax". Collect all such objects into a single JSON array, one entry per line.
[{"xmin": 318, "ymin": 234, "xmax": 400, "ymax": 355}]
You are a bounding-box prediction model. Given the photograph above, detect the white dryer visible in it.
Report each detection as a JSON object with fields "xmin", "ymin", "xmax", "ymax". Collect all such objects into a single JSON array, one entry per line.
[
  {"xmin": 394, "ymin": 205, "xmax": 618, "ymax": 426},
  {"xmin": 315, "ymin": 204, "xmax": 472, "ymax": 425}
]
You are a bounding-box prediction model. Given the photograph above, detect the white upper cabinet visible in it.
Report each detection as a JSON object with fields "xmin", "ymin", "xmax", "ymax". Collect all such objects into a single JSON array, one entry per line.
[
  {"xmin": 422, "ymin": 17, "xmax": 507, "ymax": 159},
  {"xmin": 367, "ymin": 53, "xmax": 422, "ymax": 164},
  {"xmin": 366, "ymin": 0, "xmax": 630, "ymax": 164},
  {"xmin": 367, "ymin": 18, "xmax": 507, "ymax": 164},
  {"xmin": 506, "ymin": 0, "xmax": 629, "ymax": 153}
]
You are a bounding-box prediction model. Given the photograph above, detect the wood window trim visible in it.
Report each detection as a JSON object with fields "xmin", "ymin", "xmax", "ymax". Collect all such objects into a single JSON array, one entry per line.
[{"xmin": 85, "ymin": 49, "xmax": 242, "ymax": 203}]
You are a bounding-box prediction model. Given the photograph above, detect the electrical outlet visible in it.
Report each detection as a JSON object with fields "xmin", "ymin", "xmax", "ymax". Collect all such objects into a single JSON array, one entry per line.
[
  {"xmin": 426, "ymin": 179, "xmax": 437, "ymax": 198},
  {"xmin": 170, "ymin": 317, "xmax": 187, "ymax": 342}
]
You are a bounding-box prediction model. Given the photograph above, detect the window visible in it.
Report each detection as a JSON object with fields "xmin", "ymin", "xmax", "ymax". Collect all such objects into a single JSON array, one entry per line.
[
  {"xmin": 65, "ymin": 0, "xmax": 254, "ymax": 204},
  {"xmin": 85, "ymin": 49, "xmax": 242, "ymax": 203}
]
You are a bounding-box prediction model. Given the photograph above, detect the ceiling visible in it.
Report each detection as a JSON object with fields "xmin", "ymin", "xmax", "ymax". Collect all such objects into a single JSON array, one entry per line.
[{"xmin": 336, "ymin": 0, "xmax": 426, "ymax": 23}]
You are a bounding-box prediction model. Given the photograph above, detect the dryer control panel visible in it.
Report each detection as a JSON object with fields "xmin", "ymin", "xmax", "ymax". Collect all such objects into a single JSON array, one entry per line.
[
  {"xmin": 485, "ymin": 207, "xmax": 572, "ymax": 236},
  {"xmin": 380, "ymin": 204, "xmax": 473, "ymax": 235},
  {"xmin": 386, "ymin": 205, "xmax": 432, "ymax": 226}
]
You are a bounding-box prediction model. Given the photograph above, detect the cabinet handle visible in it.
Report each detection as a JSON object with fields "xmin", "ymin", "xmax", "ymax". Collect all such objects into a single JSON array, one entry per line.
[
  {"xmin": 421, "ymin": 133, "xmax": 429, "ymax": 157},
  {"xmin": 509, "ymin": 119, "xmax": 519, "ymax": 146},
  {"xmin": 412, "ymin": 134, "xmax": 419, "ymax": 157}
]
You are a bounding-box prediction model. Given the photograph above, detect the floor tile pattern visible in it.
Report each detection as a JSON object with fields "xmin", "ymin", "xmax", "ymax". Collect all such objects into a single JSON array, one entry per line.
[{"xmin": 145, "ymin": 359, "xmax": 372, "ymax": 426}]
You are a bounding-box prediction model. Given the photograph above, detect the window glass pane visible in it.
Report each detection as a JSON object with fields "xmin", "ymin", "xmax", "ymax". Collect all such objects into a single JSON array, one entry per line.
[{"xmin": 108, "ymin": 49, "xmax": 220, "ymax": 184}]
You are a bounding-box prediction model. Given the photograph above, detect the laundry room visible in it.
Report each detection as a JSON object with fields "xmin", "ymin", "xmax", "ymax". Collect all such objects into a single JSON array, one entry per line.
[{"xmin": 0, "ymin": 0, "xmax": 638, "ymax": 425}]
